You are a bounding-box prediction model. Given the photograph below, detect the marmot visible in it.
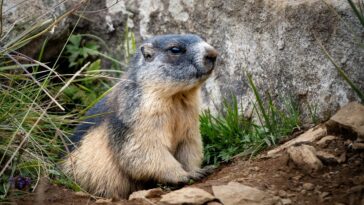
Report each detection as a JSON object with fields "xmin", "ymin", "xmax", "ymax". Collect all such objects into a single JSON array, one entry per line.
[{"xmin": 63, "ymin": 34, "xmax": 218, "ymax": 199}]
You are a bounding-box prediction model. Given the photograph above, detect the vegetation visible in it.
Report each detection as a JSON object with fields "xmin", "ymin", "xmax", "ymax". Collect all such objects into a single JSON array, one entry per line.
[
  {"xmin": 0, "ymin": 2, "xmax": 133, "ymax": 199},
  {"xmin": 201, "ymin": 75, "xmax": 301, "ymax": 164}
]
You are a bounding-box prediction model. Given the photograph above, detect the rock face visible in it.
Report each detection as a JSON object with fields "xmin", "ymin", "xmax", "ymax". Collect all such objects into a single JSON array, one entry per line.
[
  {"xmin": 6, "ymin": 0, "xmax": 364, "ymax": 120},
  {"xmin": 121, "ymin": 0, "xmax": 364, "ymax": 120}
]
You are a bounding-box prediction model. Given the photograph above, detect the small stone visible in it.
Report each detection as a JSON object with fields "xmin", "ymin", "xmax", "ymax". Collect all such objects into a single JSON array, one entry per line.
[
  {"xmin": 292, "ymin": 175, "xmax": 303, "ymax": 181},
  {"xmin": 160, "ymin": 187, "xmax": 215, "ymax": 205},
  {"xmin": 316, "ymin": 135, "xmax": 337, "ymax": 146},
  {"xmin": 287, "ymin": 145, "xmax": 323, "ymax": 172},
  {"xmin": 351, "ymin": 142, "xmax": 364, "ymax": 150},
  {"xmin": 129, "ymin": 188, "xmax": 165, "ymax": 200},
  {"xmin": 316, "ymin": 151, "xmax": 341, "ymax": 164},
  {"xmin": 248, "ymin": 166, "xmax": 261, "ymax": 172},
  {"xmin": 212, "ymin": 182, "xmax": 277, "ymax": 205},
  {"xmin": 273, "ymin": 196, "xmax": 281, "ymax": 202},
  {"xmin": 278, "ymin": 190, "xmax": 287, "ymax": 198},
  {"xmin": 206, "ymin": 202, "xmax": 223, "ymax": 205},
  {"xmin": 74, "ymin": 191, "xmax": 89, "ymax": 197},
  {"xmin": 352, "ymin": 175, "xmax": 364, "ymax": 185},
  {"xmin": 269, "ymin": 190, "xmax": 278, "ymax": 196},
  {"xmin": 348, "ymin": 185, "xmax": 364, "ymax": 193},
  {"xmin": 281, "ymin": 198, "xmax": 292, "ymax": 205},
  {"xmin": 288, "ymin": 193, "xmax": 296, "ymax": 197},
  {"xmin": 267, "ymin": 126, "xmax": 327, "ymax": 156},
  {"xmin": 338, "ymin": 152, "xmax": 347, "ymax": 163},
  {"xmin": 95, "ymin": 198, "xmax": 112, "ymax": 204},
  {"xmin": 303, "ymin": 183, "xmax": 315, "ymax": 191},
  {"xmin": 319, "ymin": 192, "xmax": 330, "ymax": 201}
]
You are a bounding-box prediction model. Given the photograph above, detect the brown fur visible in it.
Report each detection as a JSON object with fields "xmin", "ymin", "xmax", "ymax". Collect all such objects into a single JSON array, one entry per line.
[
  {"xmin": 63, "ymin": 86, "xmax": 203, "ymax": 198},
  {"xmin": 63, "ymin": 124, "xmax": 138, "ymax": 199}
]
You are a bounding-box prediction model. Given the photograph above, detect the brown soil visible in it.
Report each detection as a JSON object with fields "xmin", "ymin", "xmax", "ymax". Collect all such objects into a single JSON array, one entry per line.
[{"xmin": 10, "ymin": 132, "xmax": 364, "ymax": 205}]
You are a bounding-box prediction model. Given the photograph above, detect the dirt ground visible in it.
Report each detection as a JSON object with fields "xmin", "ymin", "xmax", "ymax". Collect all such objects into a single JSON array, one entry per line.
[{"xmin": 9, "ymin": 129, "xmax": 364, "ymax": 205}]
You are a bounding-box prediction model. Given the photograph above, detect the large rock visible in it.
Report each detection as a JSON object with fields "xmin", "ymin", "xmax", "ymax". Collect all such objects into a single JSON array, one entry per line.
[
  {"xmin": 328, "ymin": 102, "xmax": 364, "ymax": 139},
  {"xmin": 122, "ymin": 0, "xmax": 364, "ymax": 120},
  {"xmin": 7, "ymin": 0, "xmax": 364, "ymax": 120}
]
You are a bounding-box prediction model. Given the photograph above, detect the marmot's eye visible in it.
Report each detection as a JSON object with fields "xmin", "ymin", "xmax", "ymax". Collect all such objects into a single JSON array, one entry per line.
[{"xmin": 169, "ymin": 47, "xmax": 184, "ymax": 54}]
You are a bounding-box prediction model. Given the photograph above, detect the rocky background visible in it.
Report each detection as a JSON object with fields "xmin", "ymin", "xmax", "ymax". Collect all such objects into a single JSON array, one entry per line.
[{"xmin": 4, "ymin": 0, "xmax": 364, "ymax": 120}]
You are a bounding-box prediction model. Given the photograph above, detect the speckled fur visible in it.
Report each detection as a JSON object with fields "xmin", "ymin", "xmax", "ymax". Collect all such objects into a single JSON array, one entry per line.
[{"xmin": 63, "ymin": 34, "xmax": 217, "ymax": 199}]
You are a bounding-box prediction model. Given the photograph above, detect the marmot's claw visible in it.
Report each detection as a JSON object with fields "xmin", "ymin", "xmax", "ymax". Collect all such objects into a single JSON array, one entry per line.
[
  {"xmin": 188, "ymin": 165, "xmax": 216, "ymax": 181},
  {"xmin": 201, "ymin": 165, "xmax": 216, "ymax": 175}
]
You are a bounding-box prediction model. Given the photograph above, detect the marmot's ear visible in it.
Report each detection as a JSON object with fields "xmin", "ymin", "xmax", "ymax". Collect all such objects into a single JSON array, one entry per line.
[{"xmin": 141, "ymin": 43, "xmax": 155, "ymax": 62}]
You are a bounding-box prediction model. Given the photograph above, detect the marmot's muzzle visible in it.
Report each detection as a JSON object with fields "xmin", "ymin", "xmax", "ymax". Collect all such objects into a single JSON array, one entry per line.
[{"xmin": 203, "ymin": 47, "xmax": 218, "ymax": 73}]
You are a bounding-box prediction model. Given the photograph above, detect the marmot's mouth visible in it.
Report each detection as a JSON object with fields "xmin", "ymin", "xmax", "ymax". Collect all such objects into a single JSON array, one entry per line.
[
  {"xmin": 196, "ymin": 66, "xmax": 214, "ymax": 78},
  {"xmin": 205, "ymin": 63, "xmax": 215, "ymax": 75}
]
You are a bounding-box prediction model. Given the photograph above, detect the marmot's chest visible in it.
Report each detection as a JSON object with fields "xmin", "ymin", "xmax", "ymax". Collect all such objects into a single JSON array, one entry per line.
[
  {"xmin": 138, "ymin": 92, "xmax": 200, "ymax": 153},
  {"xmin": 166, "ymin": 103, "xmax": 199, "ymax": 153}
]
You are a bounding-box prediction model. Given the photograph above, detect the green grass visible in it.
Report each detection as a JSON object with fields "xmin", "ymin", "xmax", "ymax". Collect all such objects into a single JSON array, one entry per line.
[
  {"xmin": 0, "ymin": 1, "xmax": 134, "ymax": 199},
  {"xmin": 201, "ymin": 74, "xmax": 301, "ymax": 165}
]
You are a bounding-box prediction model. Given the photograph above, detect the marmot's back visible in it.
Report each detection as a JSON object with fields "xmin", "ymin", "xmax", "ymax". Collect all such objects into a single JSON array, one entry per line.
[{"xmin": 63, "ymin": 34, "xmax": 218, "ymax": 199}]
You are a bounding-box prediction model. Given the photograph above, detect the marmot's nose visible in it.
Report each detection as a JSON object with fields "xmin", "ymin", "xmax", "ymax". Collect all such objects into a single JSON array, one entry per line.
[{"xmin": 204, "ymin": 47, "xmax": 218, "ymax": 69}]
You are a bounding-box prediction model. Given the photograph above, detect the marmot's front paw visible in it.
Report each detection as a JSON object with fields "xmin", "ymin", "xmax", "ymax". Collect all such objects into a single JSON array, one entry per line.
[
  {"xmin": 188, "ymin": 165, "xmax": 216, "ymax": 181},
  {"xmin": 170, "ymin": 165, "xmax": 215, "ymax": 186}
]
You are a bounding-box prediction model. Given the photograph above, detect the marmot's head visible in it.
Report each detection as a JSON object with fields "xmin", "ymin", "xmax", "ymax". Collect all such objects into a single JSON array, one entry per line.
[{"xmin": 128, "ymin": 34, "xmax": 218, "ymax": 95}]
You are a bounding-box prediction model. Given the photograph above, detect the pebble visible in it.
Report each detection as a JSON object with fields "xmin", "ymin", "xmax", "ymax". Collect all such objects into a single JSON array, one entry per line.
[
  {"xmin": 74, "ymin": 191, "xmax": 89, "ymax": 197},
  {"xmin": 206, "ymin": 202, "xmax": 223, "ymax": 205},
  {"xmin": 352, "ymin": 142, "xmax": 364, "ymax": 150},
  {"xmin": 281, "ymin": 198, "xmax": 292, "ymax": 205},
  {"xmin": 319, "ymin": 192, "xmax": 331, "ymax": 201},
  {"xmin": 316, "ymin": 135, "xmax": 337, "ymax": 146},
  {"xmin": 278, "ymin": 190, "xmax": 287, "ymax": 198},
  {"xmin": 95, "ymin": 198, "xmax": 112, "ymax": 204},
  {"xmin": 302, "ymin": 183, "xmax": 315, "ymax": 191},
  {"xmin": 129, "ymin": 188, "xmax": 165, "ymax": 200},
  {"xmin": 292, "ymin": 175, "xmax": 303, "ymax": 181}
]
